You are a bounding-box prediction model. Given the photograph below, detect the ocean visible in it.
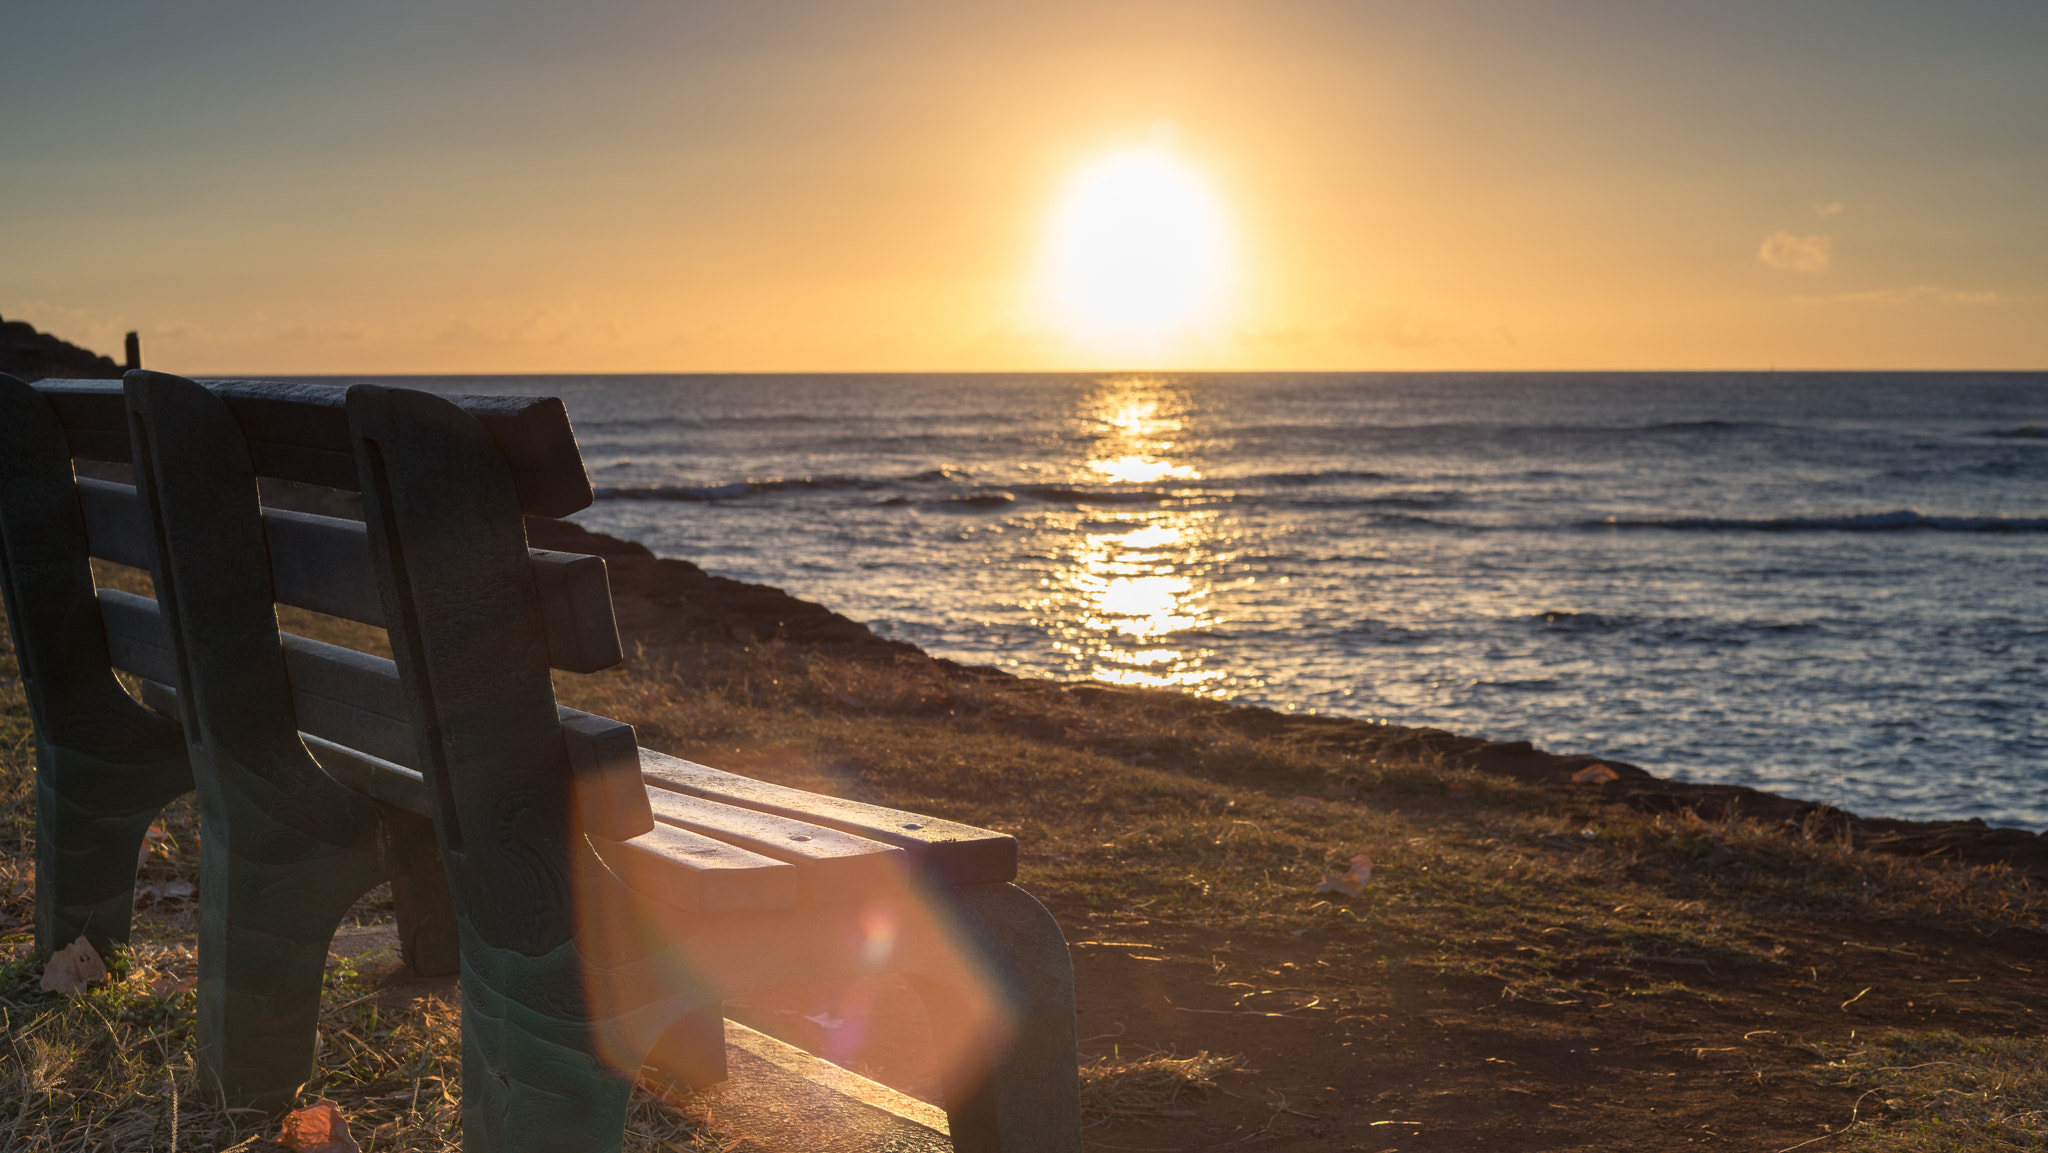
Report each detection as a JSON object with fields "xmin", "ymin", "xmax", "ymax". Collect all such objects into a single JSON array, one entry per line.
[{"xmin": 341, "ymin": 372, "xmax": 2048, "ymax": 830}]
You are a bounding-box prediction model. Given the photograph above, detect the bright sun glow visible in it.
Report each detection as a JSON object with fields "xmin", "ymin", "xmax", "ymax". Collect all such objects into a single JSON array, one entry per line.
[{"xmin": 1046, "ymin": 149, "xmax": 1231, "ymax": 347}]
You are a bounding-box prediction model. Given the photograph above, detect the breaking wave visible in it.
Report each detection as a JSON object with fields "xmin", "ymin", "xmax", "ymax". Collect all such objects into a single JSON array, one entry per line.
[{"xmin": 1594, "ymin": 510, "xmax": 2048, "ymax": 532}]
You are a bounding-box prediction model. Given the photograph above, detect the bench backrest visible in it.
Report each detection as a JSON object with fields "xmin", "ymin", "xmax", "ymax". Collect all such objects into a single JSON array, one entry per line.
[
  {"xmin": 14, "ymin": 375, "xmax": 644, "ymax": 824},
  {"xmin": 38, "ymin": 378, "xmax": 593, "ymax": 517}
]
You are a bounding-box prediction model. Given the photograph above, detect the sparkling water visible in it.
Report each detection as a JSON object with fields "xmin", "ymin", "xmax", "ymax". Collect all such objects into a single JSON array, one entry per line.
[{"xmin": 332, "ymin": 372, "xmax": 2048, "ymax": 829}]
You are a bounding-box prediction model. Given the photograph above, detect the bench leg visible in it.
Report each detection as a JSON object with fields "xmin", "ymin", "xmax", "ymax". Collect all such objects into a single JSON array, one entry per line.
[
  {"xmin": 457, "ymin": 931, "xmax": 637, "ymax": 1153},
  {"xmin": 380, "ymin": 806, "xmax": 460, "ymax": 977},
  {"xmin": 33, "ymin": 743, "xmax": 191, "ymax": 960},
  {"xmin": 910, "ymin": 882, "xmax": 1083, "ymax": 1153},
  {"xmin": 644, "ymin": 1002, "xmax": 729, "ymax": 1091},
  {"xmin": 193, "ymin": 757, "xmax": 389, "ymax": 1114}
]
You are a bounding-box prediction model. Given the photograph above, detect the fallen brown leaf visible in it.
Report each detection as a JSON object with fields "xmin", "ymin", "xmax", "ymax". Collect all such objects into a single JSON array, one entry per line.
[
  {"xmin": 279, "ymin": 1098, "xmax": 360, "ymax": 1153},
  {"xmin": 40, "ymin": 936, "xmax": 108, "ymax": 997},
  {"xmin": 1314, "ymin": 855, "xmax": 1373, "ymax": 896}
]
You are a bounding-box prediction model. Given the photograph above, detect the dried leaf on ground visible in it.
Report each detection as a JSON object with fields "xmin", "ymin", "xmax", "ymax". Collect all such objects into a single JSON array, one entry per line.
[
  {"xmin": 138, "ymin": 878, "xmax": 197, "ymax": 905},
  {"xmin": 1313, "ymin": 855, "xmax": 1373, "ymax": 896},
  {"xmin": 150, "ymin": 973, "xmax": 197, "ymax": 998},
  {"xmin": 279, "ymin": 1098, "xmax": 361, "ymax": 1153},
  {"xmin": 136, "ymin": 825, "xmax": 172, "ymax": 867},
  {"xmin": 40, "ymin": 935, "xmax": 108, "ymax": 996}
]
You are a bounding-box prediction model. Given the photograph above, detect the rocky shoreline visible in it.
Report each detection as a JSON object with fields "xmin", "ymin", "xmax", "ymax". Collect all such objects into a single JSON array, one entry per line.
[
  {"xmin": 527, "ymin": 514, "xmax": 2048, "ymax": 880},
  {"xmin": 0, "ymin": 314, "xmax": 127, "ymax": 381}
]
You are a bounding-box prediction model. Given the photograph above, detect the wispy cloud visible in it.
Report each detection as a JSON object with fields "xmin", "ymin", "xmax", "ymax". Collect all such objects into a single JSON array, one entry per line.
[
  {"xmin": 1812, "ymin": 200, "xmax": 1845, "ymax": 219},
  {"xmin": 277, "ymin": 320, "xmax": 378, "ymax": 344},
  {"xmin": 1335, "ymin": 304, "xmax": 1455, "ymax": 349},
  {"xmin": 1758, "ymin": 232, "xmax": 1832, "ymax": 272},
  {"xmin": 1795, "ymin": 285, "xmax": 2012, "ymax": 306},
  {"xmin": 1231, "ymin": 322, "xmax": 1311, "ymax": 347},
  {"xmin": 427, "ymin": 306, "xmax": 616, "ymax": 347}
]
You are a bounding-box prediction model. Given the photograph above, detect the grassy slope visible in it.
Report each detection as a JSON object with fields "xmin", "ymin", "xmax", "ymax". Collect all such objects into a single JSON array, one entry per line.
[{"xmin": 2, "ymin": 558, "xmax": 2044, "ymax": 1150}]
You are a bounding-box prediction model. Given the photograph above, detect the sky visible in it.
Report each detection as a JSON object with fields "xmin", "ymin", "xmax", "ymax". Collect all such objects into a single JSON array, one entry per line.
[{"xmin": 4, "ymin": 0, "xmax": 2044, "ymax": 374}]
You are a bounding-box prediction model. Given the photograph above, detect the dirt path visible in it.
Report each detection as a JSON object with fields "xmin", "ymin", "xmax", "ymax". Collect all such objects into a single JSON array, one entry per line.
[{"xmin": 706, "ymin": 902, "xmax": 2041, "ymax": 1152}]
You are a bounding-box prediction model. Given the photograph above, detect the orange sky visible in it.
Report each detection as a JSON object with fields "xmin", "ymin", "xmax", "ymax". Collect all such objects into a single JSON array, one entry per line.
[{"xmin": 5, "ymin": 1, "xmax": 2044, "ymax": 373}]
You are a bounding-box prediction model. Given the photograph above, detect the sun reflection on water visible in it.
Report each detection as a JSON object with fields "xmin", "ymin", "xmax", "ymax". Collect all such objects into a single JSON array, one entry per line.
[
  {"xmin": 1042, "ymin": 378, "xmax": 1234, "ymax": 692},
  {"xmin": 1092, "ymin": 455, "xmax": 1196, "ymax": 484}
]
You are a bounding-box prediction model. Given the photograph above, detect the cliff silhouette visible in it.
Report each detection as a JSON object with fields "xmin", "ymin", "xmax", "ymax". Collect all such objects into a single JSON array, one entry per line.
[{"xmin": 0, "ymin": 314, "xmax": 133, "ymax": 381}]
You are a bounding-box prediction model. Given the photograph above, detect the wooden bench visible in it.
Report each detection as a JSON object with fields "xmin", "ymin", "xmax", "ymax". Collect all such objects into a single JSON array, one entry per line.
[
  {"xmin": 4, "ymin": 369, "xmax": 1083, "ymax": 1151},
  {"xmin": 0, "ymin": 372, "xmax": 585, "ymax": 1104}
]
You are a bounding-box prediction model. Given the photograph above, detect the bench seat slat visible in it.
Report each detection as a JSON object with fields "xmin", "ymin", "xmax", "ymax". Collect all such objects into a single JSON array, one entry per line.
[
  {"xmin": 643, "ymin": 789, "xmax": 907, "ymax": 901},
  {"xmin": 78, "ymin": 480, "xmax": 622, "ymax": 672},
  {"xmin": 638, "ymin": 749, "xmax": 1018, "ymax": 886},
  {"xmin": 592, "ymin": 823, "xmax": 800, "ymax": 913}
]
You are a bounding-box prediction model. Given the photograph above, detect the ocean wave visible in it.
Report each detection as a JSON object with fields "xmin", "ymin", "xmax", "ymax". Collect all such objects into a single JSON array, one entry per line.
[
  {"xmin": 1643, "ymin": 419, "xmax": 1777, "ymax": 432},
  {"xmin": 1593, "ymin": 510, "xmax": 2048, "ymax": 532},
  {"xmin": 1011, "ymin": 485, "xmax": 1180, "ymax": 505},
  {"xmin": 595, "ymin": 467, "xmax": 974, "ymax": 502},
  {"xmin": 1369, "ymin": 513, "xmax": 1462, "ymax": 528},
  {"xmin": 595, "ymin": 474, "xmax": 879, "ymax": 500},
  {"xmin": 579, "ymin": 413, "xmax": 830, "ymax": 433},
  {"xmin": 1530, "ymin": 610, "xmax": 1618, "ymax": 628},
  {"xmin": 1251, "ymin": 469, "xmax": 1392, "ymax": 485}
]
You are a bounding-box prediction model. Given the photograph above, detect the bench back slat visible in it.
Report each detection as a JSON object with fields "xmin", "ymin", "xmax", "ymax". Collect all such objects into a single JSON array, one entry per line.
[
  {"xmin": 97, "ymin": 588, "xmax": 181, "ymax": 686},
  {"xmin": 302, "ymin": 735, "xmax": 433, "ymax": 815},
  {"xmin": 36, "ymin": 377, "xmax": 594, "ymax": 518},
  {"xmin": 77, "ymin": 478, "xmax": 623, "ymax": 673},
  {"xmin": 96, "ymin": 590, "xmax": 640, "ymax": 814}
]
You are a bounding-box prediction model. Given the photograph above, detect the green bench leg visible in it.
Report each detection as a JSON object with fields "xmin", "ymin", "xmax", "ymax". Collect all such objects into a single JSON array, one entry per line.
[
  {"xmin": 385, "ymin": 805, "xmax": 461, "ymax": 977},
  {"xmin": 911, "ymin": 883, "xmax": 1085, "ymax": 1153},
  {"xmin": 193, "ymin": 751, "xmax": 392, "ymax": 1113},
  {"xmin": 0, "ymin": 372, "xmax": 197, "ymax": 962},
  {"xmin": 458, "ymin": 932, "xmax": 638, "ymax": 1153},
  {"xmin": 126, "ymin": 371, "xmax": 456, "ymax": 1110},
  {"xmin": 34, "ymin": 742, "xmax": 190, "ymax": 959}
]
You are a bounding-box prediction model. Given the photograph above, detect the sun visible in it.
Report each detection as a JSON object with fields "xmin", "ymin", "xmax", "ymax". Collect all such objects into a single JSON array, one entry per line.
[{"xmin": 1044, "ymin": 148, "xmax": 1232, "ymax": 349}]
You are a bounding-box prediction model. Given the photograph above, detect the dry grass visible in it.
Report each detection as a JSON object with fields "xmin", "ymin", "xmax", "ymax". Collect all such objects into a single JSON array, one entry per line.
[
  {"xmin": 1077, "ymin": 1047, "xmax": 1243, "ymax": 1124},
  {"xmin": 0, "ymin": 628, "xmax": 737, "ymax": 1152},
  {"xmin": 0, "ymin": 935, "xmax": 741, "ymax": 1152},
  {"xmin": 1815, "ymin": 1031, "xmax": 2048, "ymax": 1151},
  {"xmin": 4, "ymin": 604, "xmax": 2046, "ymax": 1149},
  {"xmin": 553, "ymin": 639, "xmax": 2044, "ymax": 1002}
]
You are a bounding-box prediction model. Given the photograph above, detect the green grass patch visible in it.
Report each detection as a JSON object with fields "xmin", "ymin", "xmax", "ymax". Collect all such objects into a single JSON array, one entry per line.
[{"xmin": 1816, "ymin": 1030, "xmax": 2048, "ymax": 1151}]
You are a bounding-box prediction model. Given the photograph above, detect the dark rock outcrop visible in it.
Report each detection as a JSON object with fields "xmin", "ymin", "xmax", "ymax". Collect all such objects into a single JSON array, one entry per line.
[
  {"xmin": 523, "ymin": 516, "xmax": 924, "ymax": 660},
  {"xmin": 0, "ymin": 314, "xmax": 123, "ymax": 381}
]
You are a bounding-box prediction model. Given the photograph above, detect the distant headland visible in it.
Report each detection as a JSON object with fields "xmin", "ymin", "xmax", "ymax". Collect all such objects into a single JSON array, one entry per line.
[{"xmin": 0, "ymin": 314, "xmax": 138, "ymax": 382}]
